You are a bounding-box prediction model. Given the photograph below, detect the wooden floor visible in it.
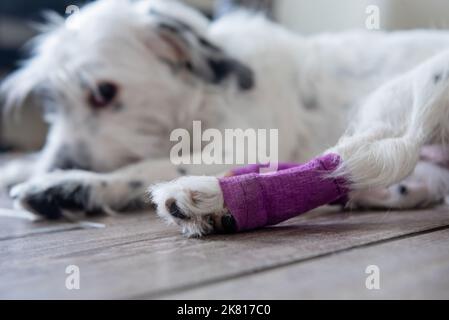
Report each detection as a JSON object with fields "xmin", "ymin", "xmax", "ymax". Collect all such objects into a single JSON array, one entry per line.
[{"xmin": 1, "ymin": 192, "xmax": 449, "ymax": 299}]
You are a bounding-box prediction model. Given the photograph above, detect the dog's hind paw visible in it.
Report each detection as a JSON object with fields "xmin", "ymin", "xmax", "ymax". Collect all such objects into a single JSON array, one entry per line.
[{"xmin": 150, "ymin": 176, "xmax": 234, "ymax": 237}]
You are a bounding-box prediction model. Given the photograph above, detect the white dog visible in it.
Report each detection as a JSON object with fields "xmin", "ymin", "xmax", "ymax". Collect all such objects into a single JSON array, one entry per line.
[{"xmin": 2, "ymin": 0, "xmax": 449, "ymax": 236}]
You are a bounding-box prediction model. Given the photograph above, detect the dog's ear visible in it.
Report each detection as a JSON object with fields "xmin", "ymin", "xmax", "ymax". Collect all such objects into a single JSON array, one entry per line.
[
  {"xmin": 0, "ymin": 59, "xmax": 47, "ymax": 111},
  {"xmin": 0, "ymin": 11, "xmax": 64, "ymax": 111},
  {"xmin": 145, "ymin": 10, "xmax": 254, "ymax": 90}
]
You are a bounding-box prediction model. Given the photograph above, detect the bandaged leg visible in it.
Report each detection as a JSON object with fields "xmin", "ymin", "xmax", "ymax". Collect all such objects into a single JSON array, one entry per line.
[
  {"xmin": 229, "ymin": 163, "xmax": 302, "ymax": 176},
  {"xmin": 219, "ymin": 153, "xmax": 349, "ymax": 232}
]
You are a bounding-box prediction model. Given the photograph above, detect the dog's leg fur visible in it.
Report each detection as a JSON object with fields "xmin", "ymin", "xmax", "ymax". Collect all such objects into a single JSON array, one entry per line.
[
  {"xmin": 0, "ymin": 155, "xmax": 37, "ymax": 189},
  {"xmin": 9, "ymin": 156, "xmax": 234, "ymax": 221},
  {"xmin": 151, "ymin": 49, "xmax": 449, "ymax": 236},
  {"xmin": 329, "ymin": 52, "xmax": 449, "ymax": 189}
]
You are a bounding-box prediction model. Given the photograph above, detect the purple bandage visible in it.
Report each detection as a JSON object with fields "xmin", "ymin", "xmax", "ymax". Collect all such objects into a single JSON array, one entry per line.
[
  {"xmin": 230, "ymin": 163, "xmax": 301, "ymax": 176},
  {"xmin": 219, "ymin": 154, "xmax": 350, "ymax": 232}
]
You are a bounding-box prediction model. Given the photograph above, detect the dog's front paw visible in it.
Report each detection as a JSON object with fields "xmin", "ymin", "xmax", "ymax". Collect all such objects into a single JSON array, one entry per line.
[
  {"xmin": 10, "ymin": 171, "xmax": 107, "ymax": 219},
  {"xmin": 150, "ymin": 176, "xmax": 235, "ymax": 237}
]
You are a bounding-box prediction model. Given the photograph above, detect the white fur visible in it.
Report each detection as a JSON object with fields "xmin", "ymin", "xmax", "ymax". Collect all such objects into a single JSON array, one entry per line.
[
  {"xmin": 150, "ymin": 176, "xmax": 224, "ymax": 237},
  {"xmin": 2, "ymin": 0, "xmax": 449, "ymax": 236}
]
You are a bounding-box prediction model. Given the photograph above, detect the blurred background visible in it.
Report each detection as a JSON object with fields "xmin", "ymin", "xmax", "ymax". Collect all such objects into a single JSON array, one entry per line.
[{"xmin": 1, "ymin": 0, "xmax": 449, "ymax": 152}]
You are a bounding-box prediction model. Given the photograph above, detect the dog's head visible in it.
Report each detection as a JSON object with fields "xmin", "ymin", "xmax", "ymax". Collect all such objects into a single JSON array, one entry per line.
[{"xmin": 0, "ymin": 0, "xmax": 254, "ymax": 172}]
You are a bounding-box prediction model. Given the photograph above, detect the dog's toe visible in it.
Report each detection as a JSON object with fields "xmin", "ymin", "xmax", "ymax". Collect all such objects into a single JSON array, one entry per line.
[
  {"xmin": 24, "ymin": 191, "xmax": 64, "ymax": 220},
  {"xmin": 11, "ymin": 180, "xmax": 94, "ymax": 219},
  {"xmin": 166, "ymin": 199, "xmax": 190, "ymax": 220}
]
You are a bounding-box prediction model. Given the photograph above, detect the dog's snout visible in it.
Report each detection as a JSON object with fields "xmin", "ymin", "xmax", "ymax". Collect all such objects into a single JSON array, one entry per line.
[
  {"xmin": 55, "ymin": 159, "xmax": 91, "ymax": 171},
  {"xmin": 48, "ymin": 144, "xmax": 92, "ymax": 172},
  {"xmin": 49, "ymin": 154, "xmax": 91, "ymax": 172}
]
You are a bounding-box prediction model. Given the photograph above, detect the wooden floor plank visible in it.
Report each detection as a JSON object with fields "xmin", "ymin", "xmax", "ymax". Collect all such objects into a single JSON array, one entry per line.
[
  {"xmin": 166, "ymin": 228, "xmax": 449, "ymax": 300},
  {"xmin": 0, "ymin": 209, "xmax": 93, "ymax": 240},
  {"xmin": 0, "ymin": 217, "xmax": 84, "ymax": 241},
  {"xmin": 1, "ymin": 207, "xmax": 449, "ymax": 299}
]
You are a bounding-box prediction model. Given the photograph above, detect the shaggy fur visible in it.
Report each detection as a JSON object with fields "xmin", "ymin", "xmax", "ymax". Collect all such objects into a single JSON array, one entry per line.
[{"xmin": 2, "ymin": 0, "xmax": 449, "ymax": 236}]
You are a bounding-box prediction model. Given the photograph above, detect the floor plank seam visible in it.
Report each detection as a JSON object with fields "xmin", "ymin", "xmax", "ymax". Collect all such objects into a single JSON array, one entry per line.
[
  {"xmin": 53, "ymin": 235, "xmax": 180, "ymax": 259},
  {"xmin": 138, "ymin": 224, "xmax": 449, "ymax": 299},
  {"xmin": 0, "ymin": 226, "xmax": 85, "ymax": 242}
]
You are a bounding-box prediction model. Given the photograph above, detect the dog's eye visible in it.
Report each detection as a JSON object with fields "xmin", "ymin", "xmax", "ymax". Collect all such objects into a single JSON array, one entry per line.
[{"xmin": 88, "ymin": 82, "xmax": 118, "ymax": 109}]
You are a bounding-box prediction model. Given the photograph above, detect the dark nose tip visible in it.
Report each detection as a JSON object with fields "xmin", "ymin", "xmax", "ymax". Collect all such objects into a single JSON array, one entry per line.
[{"xmin": 50, "ymin": 159, "xmax": 91, "ymax": 171}]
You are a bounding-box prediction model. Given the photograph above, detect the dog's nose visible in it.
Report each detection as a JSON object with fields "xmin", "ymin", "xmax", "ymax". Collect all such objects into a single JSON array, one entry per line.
[{"xmin": 50, "ymin": 159, "xmax": 91, "ymax": 171}]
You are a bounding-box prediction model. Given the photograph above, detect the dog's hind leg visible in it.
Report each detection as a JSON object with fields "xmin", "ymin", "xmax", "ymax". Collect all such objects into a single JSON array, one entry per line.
[
  {"xmin": 330, "ymin": 50, "xmax": 449, "ymax": 190},
  {"xmin": 328, "ymin": 50, "xmax": 449, "ymax": 209}
]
